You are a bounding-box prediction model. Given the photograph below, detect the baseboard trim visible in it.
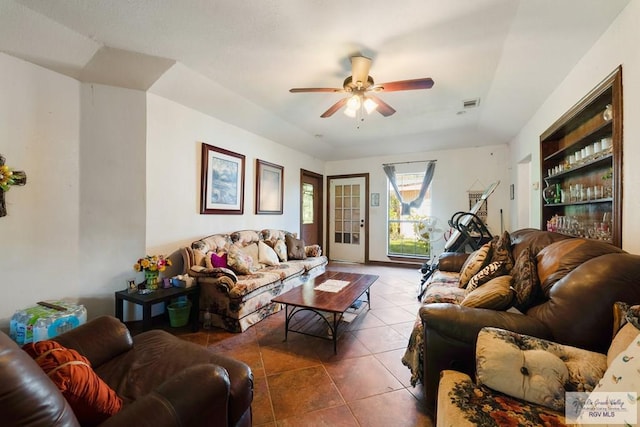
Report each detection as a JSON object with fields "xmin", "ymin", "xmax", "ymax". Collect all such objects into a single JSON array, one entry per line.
[{"xmin": 367, "ymin": 259, "xmax": 423, "ymax": 269}]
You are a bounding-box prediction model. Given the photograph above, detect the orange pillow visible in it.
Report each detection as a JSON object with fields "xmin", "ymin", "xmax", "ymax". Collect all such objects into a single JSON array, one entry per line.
[{"xmin": 23, "ymin": 340, "xmax": 122, "ymax": 426}]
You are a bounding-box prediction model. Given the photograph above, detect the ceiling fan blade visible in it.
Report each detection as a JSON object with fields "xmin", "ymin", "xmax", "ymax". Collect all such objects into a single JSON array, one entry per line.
[
  {"xmin": 320, "ymin": 98, "xmax": 348, "ymax": 118},
  {"xmin": 367, "ymin": 95, "xmax": 396, "ymax": 117},
  {"xmin": 351, "ymin": 56, "xmax": 372, "ymax": 87},
  {"xmin": 377, "ymin": 78, "xmax": 434, "ymax": 92},
  {"xmin": 289, "ymin": 87, "xmax": 343, "ymax": 93}
]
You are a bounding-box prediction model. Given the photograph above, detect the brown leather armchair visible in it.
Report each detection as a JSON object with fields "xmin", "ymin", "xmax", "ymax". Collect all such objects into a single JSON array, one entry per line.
[
  {"xmin": 0, "ymin": 315, "xmax": 253, "ymax": 426},
  {"xmin": 420, "ymin": 229, "xmax": 640, "ymax": 410}
]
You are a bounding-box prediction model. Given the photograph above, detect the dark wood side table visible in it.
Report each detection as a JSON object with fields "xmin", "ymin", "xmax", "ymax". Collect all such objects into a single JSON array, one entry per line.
[{"xmin": 114, "ymin": 286, "xmax": 200, "ymax": 332}]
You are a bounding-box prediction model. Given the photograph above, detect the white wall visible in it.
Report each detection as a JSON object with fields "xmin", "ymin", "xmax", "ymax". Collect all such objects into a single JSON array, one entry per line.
[
  {"xmin": 79, "ymin": 83, "xmax": 148, "ymax": 319},
  {"xmin": 0, "ymin": 60, "xmax": 326, "ymax": 328},
  {"xmin": 0, "ymin": 53, "xmax": 81, "ymax": 324},
  {"xmin": 509, "ymin": 0, "xmax": 640, "ymax": 253},
  {"xmin": 325, "ymin": 144, "xmax": 510, "ymax": 262},
  {"xmin": 145, "ymin": 93, "xmax": 326, "ymax": 255}
]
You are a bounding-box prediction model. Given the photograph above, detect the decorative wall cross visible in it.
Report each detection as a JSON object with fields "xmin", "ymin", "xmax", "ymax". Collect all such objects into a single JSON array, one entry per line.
[{"xmin": 0, "ymin": 154, "xmax": 27, "ymax": 217}]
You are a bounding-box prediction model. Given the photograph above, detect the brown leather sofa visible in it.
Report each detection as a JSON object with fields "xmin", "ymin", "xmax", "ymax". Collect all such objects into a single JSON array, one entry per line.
[
  {"xmin": 0, "ymin": 315, "xmax": 253, "ymax": 426},
  {"xmin": 420, "ymin": 229, "xmax": 640, "ymax": 410}
]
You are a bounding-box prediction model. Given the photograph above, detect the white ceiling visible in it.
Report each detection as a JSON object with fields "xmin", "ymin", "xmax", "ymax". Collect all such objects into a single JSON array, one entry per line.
[{"xmin": 0, "ymin": 0, "xmax": 631, "ymax": 160}]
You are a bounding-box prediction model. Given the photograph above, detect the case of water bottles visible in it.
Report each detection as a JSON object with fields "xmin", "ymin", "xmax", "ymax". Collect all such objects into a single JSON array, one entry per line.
[{"xmin": 9, "ymin": 301, "xmax": 87, "ymax": 345}]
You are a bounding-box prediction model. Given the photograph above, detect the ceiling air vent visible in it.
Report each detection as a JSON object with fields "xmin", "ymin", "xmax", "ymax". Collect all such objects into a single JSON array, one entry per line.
[{"xmin": 463, "ymin": 98, "xmax": 480, "ymax": 109}]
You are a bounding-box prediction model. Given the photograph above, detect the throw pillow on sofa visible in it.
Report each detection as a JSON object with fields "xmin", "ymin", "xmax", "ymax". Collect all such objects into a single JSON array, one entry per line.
[
  {"xmin": 258, "ymin": 241, "xmax": 280, "ymax": 266},
  {"xmin": 609, "ymin": 302, "xmax": 640, "ymax": 365},
  {"xmin": 243, "ymin": 243, "xmax": 260, "ymax": 267},
  {"xmin": 460, "ymin": 275, "xmax": 513, "ymax": 310},
  {"xmin": 23, "ymin": 340, "xmax": 122, "ymax": 426},
  {"xmin": 510, "ymin": 247, "xmax": 541, "ymax": 312},
  {"xmin": 305, "ymin": 244, "xmax": 322, "ymax": 257},
  {"xmin": 477, "ymin": 337, "xmax": 568, "ymax": 411},
  {"xmin": 272, "ymin": 239, "xmax": 288, "ymax": 261},
  {"xmin": 285, "ymin": 234, "xmax": 306, "ymax": 260},
  {"xmin": 490, "ymin": 230, "xmax": 514, "ymax": 272},
  {"xmin": 465, "ymin": 261, "xmax": 506, "ymax": 295},
  {"xmin": 458, "ymin": 242, "xmax": 492, "ymax": 288},
  {"xmin": 577, "ymin": 333, "xmax": 640, "ymax": 425},
  {"xmin": 206, "ymin": 252, "xmax": 228, "ymax": 269},
  {"xmin": 227, "ymin": 245, "xmax": 255, "ymax": 275},
  {"xmin": 476, "ymin": 328, "xmax": 607, "ymax": 413}
]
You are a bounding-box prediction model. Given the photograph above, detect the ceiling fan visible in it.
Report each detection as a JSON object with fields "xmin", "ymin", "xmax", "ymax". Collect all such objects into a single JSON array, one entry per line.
[{"xmin": 289, "ymin": 56, "xmax": 434, "ymax": 118}]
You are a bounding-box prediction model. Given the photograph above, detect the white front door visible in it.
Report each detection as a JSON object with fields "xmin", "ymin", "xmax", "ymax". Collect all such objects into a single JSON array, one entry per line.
[{"xmin": 329, "ymin": 176, "xmax": 366, "ymax": 263}]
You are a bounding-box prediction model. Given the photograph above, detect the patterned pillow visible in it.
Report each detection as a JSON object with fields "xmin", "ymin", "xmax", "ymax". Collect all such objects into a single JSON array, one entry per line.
[
  {"xmin": 258, "ymin": 241, "xmax": 280, "ymax": 266},
  {"xmin": 285, "ymin": 234, "xmax": 306, "ymax": 260},
  {"xmin": 510, "ymin": 247, "xmax": 541, "ymax": 312},
  {"xmin": 227, "ymin": 245, "xmax": 255, "ymax": 275},
  {"xmin": 460, "ymin": 275, "xmax": 513, "ymax": 310},
  {"xmin": 273, "ymin": 239, "xmax": 288, "ymax": 262},
  {"xmin": 608, "ymin": 302, "xmax": 640, "ymax": 365},
  {"xmin": 490, "ymin": 230, "xmax": 514, "ymax": 272},
  {"xmin": 243, "ymin": 243, "xmax": 260, "ymax": 266},
  {"xmin": 577, "ymin": 333, "xmax": 640, "ymax": 425},
  {"xmin": 476, "ymin": 328, "xmax": 607, "ymax": 413},
  {"xmin": 476, "ymin": 328, "xmax": 569, "ymax": 411},
  {"xmin": 305, "ymin": 244, "xmax": 322, "ymax": 257},
  {"xmin": 612, "ymin": 301, "xmax": 640, "ymax": 333},
  {"xmin": 465, "ymin": 261, "xmax": 506, "ymax": 295},
  {"xmin": 458, "ymin": 242, "xmax": 492, "ymax": 289}
]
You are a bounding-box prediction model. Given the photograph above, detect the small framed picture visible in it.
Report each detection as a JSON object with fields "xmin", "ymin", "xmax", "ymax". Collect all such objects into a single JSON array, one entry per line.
[
  {"xmin": 255, "ymin": 159, "xmax": 284, "ymax": 214},
  {"xmin": 127, "ymin": 279, "xmax": 137, "ymax": 293},
  {"xmin": 371, "ymin": 193, "xmax": 380, "ymax": 207}
]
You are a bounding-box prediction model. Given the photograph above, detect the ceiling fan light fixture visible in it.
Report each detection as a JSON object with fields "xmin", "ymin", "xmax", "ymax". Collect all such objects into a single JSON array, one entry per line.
[
  {"xmin": 363, "ymin": 97, "xmax": 377, "ymax": 114},
  {"xmin": 344, "ymin": 106, "xmax": 357, "ymax": 117},
  {"xmin": 346, "ymin": 94, "xmax": 361, "ymax": 110}
]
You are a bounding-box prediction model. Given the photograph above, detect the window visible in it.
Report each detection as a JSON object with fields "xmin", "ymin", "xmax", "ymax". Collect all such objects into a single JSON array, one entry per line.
[
  {"xmin": 302, "ymin": 183, "xmax": 314, "ymax": 224},
  {"xmin": 387, "ymin": 172, "xmax": 432, "ymax": 258}
]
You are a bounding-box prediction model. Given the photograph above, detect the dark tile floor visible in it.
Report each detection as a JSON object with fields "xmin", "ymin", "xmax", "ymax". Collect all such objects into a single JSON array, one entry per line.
[{"xmin": 174, "ymin": 263, "xmax": 434, "ymax": 426}]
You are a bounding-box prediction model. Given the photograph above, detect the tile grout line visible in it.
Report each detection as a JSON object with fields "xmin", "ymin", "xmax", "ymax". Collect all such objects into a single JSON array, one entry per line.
[
  {"xmin": 258, "ymin": 336, "xmax": 278, "ymax": 426},
  {"xmin": 319, "ymin": 360, "xmax": 362, "ymax": 426}
]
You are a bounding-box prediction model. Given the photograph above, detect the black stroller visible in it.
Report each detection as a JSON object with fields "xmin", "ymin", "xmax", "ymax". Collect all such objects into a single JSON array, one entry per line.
[{"xmin": 417, "ymin": 181, "xmax": 499, "ymax": 300}]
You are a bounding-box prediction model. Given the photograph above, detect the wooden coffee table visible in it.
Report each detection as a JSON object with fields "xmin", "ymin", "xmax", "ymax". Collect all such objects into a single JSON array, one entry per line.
[{"xmin": 272, "ymin": 270, "xmax": 378, "ymax": 354}]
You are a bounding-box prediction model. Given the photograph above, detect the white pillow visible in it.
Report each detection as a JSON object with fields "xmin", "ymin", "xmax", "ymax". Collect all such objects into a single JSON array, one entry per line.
[
  {"xmin": 577, "ymin": 333, "xmax": 640, "ymax": 426},
  {"xmin": 258, "ymin": 241, "xmax": 280, "ymax": 266}
]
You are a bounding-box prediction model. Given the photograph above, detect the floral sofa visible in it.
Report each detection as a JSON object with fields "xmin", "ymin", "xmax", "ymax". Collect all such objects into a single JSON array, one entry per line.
[
  {"xmin": 436, "ymin": 302, "xmax": 640, "ymax": 426},
  {"xmin": 402, "ymin": 228, "xmax": 640, "ymax": 411},
  {"xmin": 174, "ymin": 229, "xmax": 327, "ymax": 332}
]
